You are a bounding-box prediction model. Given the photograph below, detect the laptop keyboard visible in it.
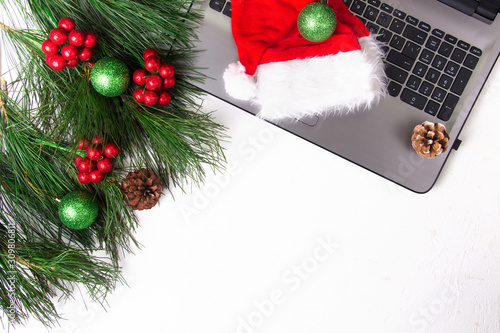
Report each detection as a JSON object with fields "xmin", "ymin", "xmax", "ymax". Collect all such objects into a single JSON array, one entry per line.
[
  {"xmin": 209, "ymin": 0, "xmax": 231, "ymax": 17},
  {"xmin": 346, "ymin": 0, "xmax": 481, "ymax": 121},
  {"xmin": 209, "ymin": 0, "xmax": 481, "ymax": 122}
]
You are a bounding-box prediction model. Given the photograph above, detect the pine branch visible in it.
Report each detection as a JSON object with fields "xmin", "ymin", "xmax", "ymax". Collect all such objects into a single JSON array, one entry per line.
[
  {"xmin": 0, "ymin": 229, "xmax": 123, "ymax": 327},
  {"xmin": 0, "ymin": 0, "xmax": 228, "ymax": 328}
]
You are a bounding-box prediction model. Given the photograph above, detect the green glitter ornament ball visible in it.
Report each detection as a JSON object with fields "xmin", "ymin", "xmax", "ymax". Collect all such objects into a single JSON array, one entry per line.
[
  {"xmin": 58, "ymin": 191, "xmax": 99, "ymax": 230},
  {"xmin": 90, "ymin": 57, "xmax": 130, "ymax": 97},
  {"xmin": 297, "ymin": 2, "xmax": 337, "ymax": 43}
]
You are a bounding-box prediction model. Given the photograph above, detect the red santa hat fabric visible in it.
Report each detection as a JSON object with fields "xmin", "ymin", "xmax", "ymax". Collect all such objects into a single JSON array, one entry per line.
[{"xmin": 223, "ymin": 0, "xmax": 387, "ymax": 121}]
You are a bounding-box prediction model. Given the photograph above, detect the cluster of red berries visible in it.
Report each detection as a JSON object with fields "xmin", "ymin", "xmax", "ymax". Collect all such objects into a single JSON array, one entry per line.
[
  {"xmin": 41, "ymin": 17, "xmax": 98, "ymax": 71},
  {"xmin": 132, "ymin": 48, "xmax": 176, "ymax": 107},
  {"xmin": 75, "ymin": 136, "xmax": 120, "ymax": 184}
]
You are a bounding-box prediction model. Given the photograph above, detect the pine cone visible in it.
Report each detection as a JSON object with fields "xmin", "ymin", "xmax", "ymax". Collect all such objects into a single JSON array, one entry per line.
[
  {"xmin": 411, "ymin": 121, "xmax": 450, "ymax": 158},
  {"xmin": 121, "ymin": 169, "xmax": 162, "ymax": 210}
]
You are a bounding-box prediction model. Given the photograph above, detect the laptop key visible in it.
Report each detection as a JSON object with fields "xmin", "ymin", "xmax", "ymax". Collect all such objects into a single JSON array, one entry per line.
[
  {"xmin": 413, "ymin": 62, "xmax": 428, "ymax": 77},
  {"xmin": 444, "ymin": 61, "xmax": 459, "ymax": 77},
  {"xmin": 377, "ymin": 12, "xmax": 392, "ymax": 28},
  {"xmin": 431, "ymin": 87, "xmax": 446, "ymax": 103},
  {"xmin": 376, "ymin": 28, "xmax": 392, "ymax": 43},
  {"xmin": 419, "ymin": 81, "xmax": 434, "ymax": 97},
  {"xmin": 450, "ymin": 48, "xmax": 466, "ymax": 64},
  {"xmin": 438, "ymin": 74, "xmax": 453, "ymax": 89},
  {"xmin": 387, "ymin": 50, "xmax": 414, "ymax": 70},
  {"xmin": 390, "ymin": 35, "xmax": 405, "ymax": 51},
  {"xmin": 450, "ymin": 67, "xmax": 472, "ymax": 95},
  {"xmin": 223, "ymin": 2, "xmax": 232, "ymax": 17},
  {"xmin": 402, "ymin": 41, "xmax": 421, "ymax": 60},
  {"xmin": 444, "ymin": 34, "xmax": 457, "ymax": 45},
  {"xmin": 363, "ymin": 6, "xmax": 379, "ymax": 21},
  {"xmin": 385, "ymin": 64, "xmax": 409, "ymax": 84},
  {"xmin": 389, "ymin": 18, "xmax": 405, "ymax": 34},
  {"xmin": 381, "ymin": 3, "xmax": 393, "ymax": 13},
  {"xmin": 406, "ymin": 15, "xmax": 418, "ymax": 25},
  {"xmin": 393, "ymin": 9, "xmax": 406, "ymax": 19},
  {"xmin": 401, "ymin": 88, "xmax": 427, "ymax": 110},
  {"xmin": 426, "ymin": 36, "xmax": 441, "ymax": 51},
  {"xmin": 367, "ymin": 0, "xmax": 381, "ymax": 7},
  {"xmin": 387, "ymin": 81, "xmax": 402, "ymax": 97},
  {"xmin": 457, "ymin": 40, "xmax": 470, "ymax": 51},
  {"xmin": 351, "ymin": 0, "xmax": 366, "ymax": 15},
  {"xmin": 432, "ymin": 29, "xmax": 445, "ymax": 38},
  {"xmin": 209, "ymin": 0, "xmax": 226, "ymax": 12},
  {"xmin": 366, "ymin": 22, "xmax": 379, "ymax": 34},
  {"xmin": 402, "ymin": 25, "xmax": 428, "ymax": 45},
  {"xmin": 463, "ymin": 54, "xmax": 479, "ymax": 69},
  {"xmin": 418, "ymin": 22, "xmax": 431, "ymax": 32},
  {"xmin": 470, "ymin": 46, "xmax": 482, "ymax": 57},
  {"xmin": 431, "ymin": 55, "xmax": 446, "ymax": 70},
  {"xmin": 425, "ymin": 68, "xmax": 440, "ymax": 83},
  {"xmin": 419, "ymin": 49, "xmax": 434, "ymax": 65},
  {"xmin": 438, "ymin": 93, "xmax": 460, "ymax": 121},
  {"xmin": 425, "ymin": 100, "xmax": 440, "ymax": 116},
  {"xmin": 406, "ymin": 75, "xmax": 422, "ymax": 90},
  {"xmin": 438, "ymin": 42, "xmax": 453, "ymax": 57}
]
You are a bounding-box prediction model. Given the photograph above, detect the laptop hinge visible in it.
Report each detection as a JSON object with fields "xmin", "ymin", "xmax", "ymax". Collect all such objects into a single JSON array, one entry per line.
[
  {"xmin": 476, "ymin": 0, "xmax": 500, "ymax": 21},
  {"xmin": 438, "ymin": 0, "xmax": 500, "ymax": 24}
]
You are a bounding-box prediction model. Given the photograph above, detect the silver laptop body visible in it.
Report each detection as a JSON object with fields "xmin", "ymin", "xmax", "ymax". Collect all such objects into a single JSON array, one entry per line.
[{"xmin": 189, "ymin": 0, "xmax": 500, "ymax": 193}]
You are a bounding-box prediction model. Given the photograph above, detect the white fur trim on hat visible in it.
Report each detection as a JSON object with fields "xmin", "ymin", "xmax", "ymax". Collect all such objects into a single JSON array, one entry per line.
[
  {"xmin": 223, "ymin": 61, "xmax": 257, "ymax": 100},
  {"xmin": 223, "ymin": 35, "xmax": 387, "ymax": 121}
]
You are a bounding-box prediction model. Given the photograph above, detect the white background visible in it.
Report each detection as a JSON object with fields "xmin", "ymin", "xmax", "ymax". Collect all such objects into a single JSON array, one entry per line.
[{"xmin": 7, "ymin": 59, "xmax": 500, "ymax": 332}]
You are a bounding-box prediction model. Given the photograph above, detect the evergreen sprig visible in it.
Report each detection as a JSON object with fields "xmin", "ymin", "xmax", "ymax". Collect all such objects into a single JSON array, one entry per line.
[{"xmin": 0, "ymin": 0, "xmax": 227, "ymax": 328}]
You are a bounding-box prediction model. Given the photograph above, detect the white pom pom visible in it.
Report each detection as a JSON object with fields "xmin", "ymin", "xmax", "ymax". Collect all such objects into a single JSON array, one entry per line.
[{"xmin": 223, "ymin": 62, "xmax": 257, "ymax": 100}]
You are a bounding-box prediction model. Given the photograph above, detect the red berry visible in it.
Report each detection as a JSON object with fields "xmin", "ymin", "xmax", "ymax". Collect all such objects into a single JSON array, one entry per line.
[
  {"xmin": 143, "ymin": 91, "xmax": 159, "ymax": 106},
  {"xmin": 45, "ymin": 55, "xmax": 53, "ymax": 64},
  {"xmin": 158, "ymin": 90, "xmax": 171, "ymax": 106},
  {"xmin": 93, "ymin": 135, "xmax": 105, "ymax": 145},
  {"xmin": 49, "ymin": 28, "xmax": 67, "ymax": 45},
  {"xmin": 145, "ymin": 74, "xmax": 162, "ymax": 91},
  {"xmin": 104, "ymin": 142, "xmax": 120, "ymax": 158},
  {"xmin": 78, "ymin": 47, "xmax": 93, "ymax": 61},
  {"xmin": 68, "ymin": 29, "xmax": 85, "ymax": 47},
  {"xmin": 89, "ymin": 169, "xmax": 105, "ymax": 183},
  {"xmin": 58, "ymin": 17, "xmax": 76, "ymax": 32},
  {"xmin": 78, "ymin": 138, "xmax": 90, "ymax": 150},
  {"xmin": 158, "ymin": 63, "xmax": 175, "ymax": 79},
  {"xmin": 77, "ymin": 171, "xmax": 92, "ymax": 184},
  {"xmin": 67, "ymin": 58, "xmax": 79, "ymax": 68},
  {"xmin": 83, "ymin": 31, "xmax": 98, "ymax": 48},
  {"xmin": 133, "ymin": 69, "xmax": 148, "ymax": 85},
  {"xmin": 61, "ymin": 44, "xmax": 79, "ymax": 61},
  {"xmin": 143, "ymin": 48, "xmax": 159, "ymax": 60},
  {"xmin": 144, "ymin": 56, "xmax": 161, "ymax": 72},
  {"xmin": 86, "ymin": 145, "xmax": 103, "ymax": 160},
  {"xmin": 133, "ymin": 88, "xmax": 145, "ymax": 103},
  {"xmin": 163, "ymin": 76, "xmax": 175, "ymax": 89},
  {"xmin": 97, "ymin": 158, "xmax": 114, "ymax": 173},
  {"xmin": 48, "ymin": 54, "xmax": 67, "ymax": 71},
  {"xmin": 75, "ymin": 155, "xmax": 84, "ymax": 167},
  {"xmin": 77, "ymin": 157, "xmax": 95, "ymax": 172},
  {"xmin": 41, "ymin": 39, "xmax": 58, "ymax": 55}
]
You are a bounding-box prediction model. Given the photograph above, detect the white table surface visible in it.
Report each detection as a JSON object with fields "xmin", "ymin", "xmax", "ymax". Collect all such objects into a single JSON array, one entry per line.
[{"xmin": 8, "ymin": 54, "xmax": 500, "ymax": 333}]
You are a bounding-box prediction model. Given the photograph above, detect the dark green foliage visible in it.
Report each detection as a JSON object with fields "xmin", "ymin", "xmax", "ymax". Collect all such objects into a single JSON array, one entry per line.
[{"xmin": 0, "ymin": 0, "xmax": 226, "ymax": 328}]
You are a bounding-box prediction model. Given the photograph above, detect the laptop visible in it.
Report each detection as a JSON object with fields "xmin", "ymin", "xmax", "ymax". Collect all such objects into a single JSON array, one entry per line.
[{"xmin": 188, "ymin": 0, "xmax": 500, "ymax": 193}]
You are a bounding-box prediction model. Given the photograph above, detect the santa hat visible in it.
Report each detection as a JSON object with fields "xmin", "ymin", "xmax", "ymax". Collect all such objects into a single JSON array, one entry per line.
[{"xmin": 223, "ymin": 0, "xmax": 387, "ymax": 121}]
